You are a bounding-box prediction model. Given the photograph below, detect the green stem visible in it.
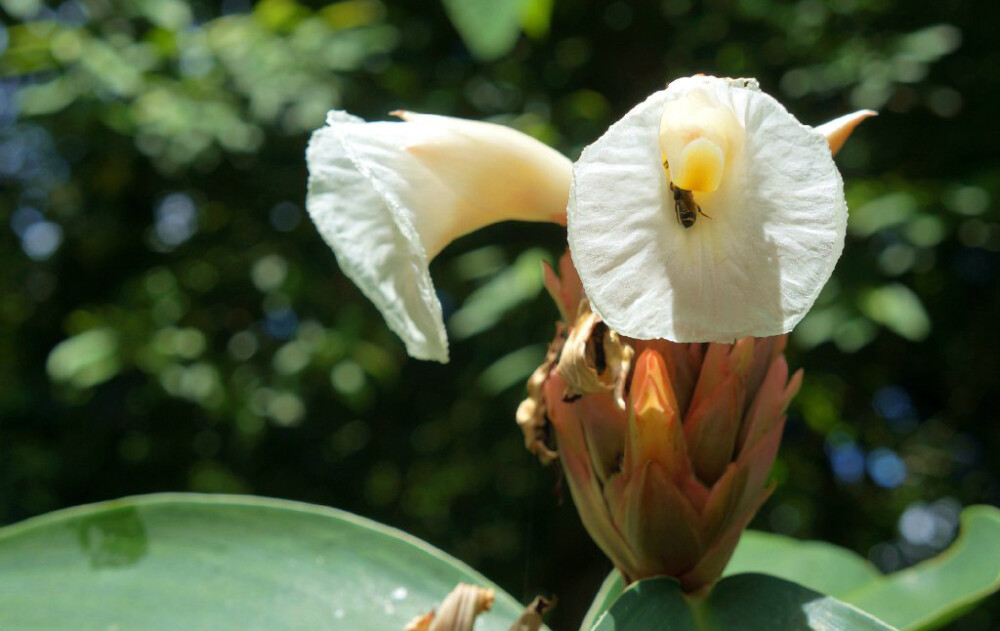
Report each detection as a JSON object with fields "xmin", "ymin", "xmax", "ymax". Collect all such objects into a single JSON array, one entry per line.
[{"xmin": 684, "ymin": 585, "xmax": 713, "ymax": 631}]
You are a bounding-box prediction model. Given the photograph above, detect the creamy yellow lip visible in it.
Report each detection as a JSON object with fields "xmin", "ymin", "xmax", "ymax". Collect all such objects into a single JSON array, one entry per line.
[
  {"xmin": 671, "ymin": 137, "xmax": 725, "ymax": 192},
  {"xmin": 658, "ymin": 88, "xmax": 740, "ymax": 195}
]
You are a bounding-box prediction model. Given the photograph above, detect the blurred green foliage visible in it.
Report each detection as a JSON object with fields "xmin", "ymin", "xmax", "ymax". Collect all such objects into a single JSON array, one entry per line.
[{"xmin": 0, "ymin": 0, "xmax": 997, "ymax": 628}]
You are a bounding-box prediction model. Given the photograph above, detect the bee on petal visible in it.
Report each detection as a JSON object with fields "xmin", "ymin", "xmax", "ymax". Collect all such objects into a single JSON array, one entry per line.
[
  {"xmin": 568, "ymin": 75, "xmax": 873, "ymax": 343},
  {"xmin": 669, "ymin": 182, "xmax": 708, "ymax": 229}
]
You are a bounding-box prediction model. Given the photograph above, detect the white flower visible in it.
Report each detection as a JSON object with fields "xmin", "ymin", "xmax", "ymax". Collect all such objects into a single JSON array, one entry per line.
[
  {"xmin": 305, "ymin": 78, "xmax": 871, "ymax": 358},
  {"xmin": 306, "ymin": 111, "xmax": 572, "ymax": 362},
  {"xmin": 567, "ymin": 75, "xmax": 873, "ymax": 342}
]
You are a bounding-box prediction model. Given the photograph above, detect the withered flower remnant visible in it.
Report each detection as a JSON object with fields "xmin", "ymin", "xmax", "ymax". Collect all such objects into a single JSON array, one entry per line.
[
  {"xmin": 403, "ymin": 585, "xmax": 552, "ymax": 631},
  {"xmin": 403, "ymin": 584, "xmax": 494, "ymax": 631}
]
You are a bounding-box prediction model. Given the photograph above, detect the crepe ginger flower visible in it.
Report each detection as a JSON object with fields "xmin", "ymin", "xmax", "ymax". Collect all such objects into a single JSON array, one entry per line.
[
  {"xmin": 569, "ymin": 75, "xmax": 874, "ymax": 342},
  {"xmin": 306, "ymin": 111, "xmax": 572, "ymax": 362},
  {"xmin": 517, "ymin": 253, "xmax": 802, "ymax": 591},
  {"xmin": 305, "ymin": 77, "xmax": 871, "ymax": 359}
]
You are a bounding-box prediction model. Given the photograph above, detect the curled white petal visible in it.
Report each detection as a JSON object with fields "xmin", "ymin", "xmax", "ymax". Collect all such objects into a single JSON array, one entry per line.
[
  {"xmin": 568, "ymin": 76, "xmax": 848, "ymax": 342},
  {"xmin": 306, "ymin": 111, "xmax": 572, "ymax": 362}
]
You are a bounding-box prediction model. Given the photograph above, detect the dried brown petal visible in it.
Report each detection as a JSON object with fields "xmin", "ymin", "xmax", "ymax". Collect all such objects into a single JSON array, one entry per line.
[
  {"xmin": 508, "ymin": 595, "xmax": 556, "ymax": 631},
  {"xmin": 404, "ymin": 584, "xmax": 496, "ymax": 631},
  {"xmin": 404, "ymin": 612, "xmax": 434, "ymax": 631},
  {"xmin": 556, "ymin": 300, "xmax": 634, "ymax": 409},
  {"xmin": 515, "ymin": 327, "xmax": 564, "ymax": 465}
]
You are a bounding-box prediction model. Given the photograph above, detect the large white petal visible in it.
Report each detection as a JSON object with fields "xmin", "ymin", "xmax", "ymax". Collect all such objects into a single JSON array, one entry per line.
[
  {"xmin": 567, "ymin": 76, "xmax": 848, "ymax": 342},
  {"xmin": 306, "ymin": 111, "xmax": 571, "ymax": 362}
]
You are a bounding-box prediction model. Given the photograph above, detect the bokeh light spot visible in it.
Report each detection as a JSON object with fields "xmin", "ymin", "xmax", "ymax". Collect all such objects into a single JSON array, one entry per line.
[
  {"xmin": 154, "ymin": 193, "xmax": 198, "ymax": 247},
  {"xmin": 252, "ymin": 254, "xmax": 288, "ymax": 292},
  {"xmin": 331, "ymin": 359, "xmax": 365, "ymax": 395},
  {"xmin": 269, "ymin": 201, "xmax": 302, "ymax": 232},
  {"xmin": 867, "ymin": 447, "xmax": 907, "ymax": 489},
  {"xmin": 22, "ymin": 220, "xmax": 64, "ymax": 261}
]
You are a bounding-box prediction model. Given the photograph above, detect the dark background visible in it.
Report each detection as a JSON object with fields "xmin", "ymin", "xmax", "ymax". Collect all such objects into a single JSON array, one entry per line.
[{"xmin": 1, "ymin": 0, "xmax": 998, "ymax": 628}]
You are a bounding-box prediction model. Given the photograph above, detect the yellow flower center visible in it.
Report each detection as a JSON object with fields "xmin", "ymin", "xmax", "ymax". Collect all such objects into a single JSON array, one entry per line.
[
  {"xmin": 672, "ymin": 137, "xmax": 725, "ymax": 192},
  {"xmin": 658, "ymin": 89, "xmax": 740, "ymax": 195}
]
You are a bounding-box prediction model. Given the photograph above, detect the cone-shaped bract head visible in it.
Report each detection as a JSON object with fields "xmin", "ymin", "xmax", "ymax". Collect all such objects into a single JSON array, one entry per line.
[{"xmin": 519, "ymin": 252, "xmax": 804, "ymax": 591}]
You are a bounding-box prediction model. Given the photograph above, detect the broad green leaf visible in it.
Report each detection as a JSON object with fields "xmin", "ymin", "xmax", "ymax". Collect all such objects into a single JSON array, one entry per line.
[
  {"xmin": 592, "ymin": 574, "xmax": 896, "ymax": 631},
  {"xmin": 0, "ymin": 494, "xmax": 530, "ymax": 631},
  {"xmin": 580, "ymin": 569, "xmax": 624, "ymax": 631},
  {"xmin": 718, "ymin": 505, "xmax": 1000, "ymax": 631},
  {"xmin": 579, "ymin": 535, "xmax": 882, "ymax": 629},
  {"xmin": 583, "ymin": 505, "xmax": 1000, "ymax": 631},
  {"xmin": 441, "ymin": 0, "xmax": 523, "ymax": 60},
  {"xmin": 840, "ymin": 505, "xmax": 1000, "ymax": 631},
  {"xmin": 724, "ymin": 531, "xmax": 881, "ymax": 597}
]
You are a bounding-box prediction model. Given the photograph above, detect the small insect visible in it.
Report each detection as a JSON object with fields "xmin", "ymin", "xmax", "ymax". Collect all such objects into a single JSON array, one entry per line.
[
  {"xmin": 670, "ymin": 183, "xmax": 699, "ymax": 228},
  {"xmin": 663, "ymin": 158, "xmax": 710, "ymax": 229},
  {"xmin": 669, "ymin": 183, "xmax": 712, "ymax": 228}
]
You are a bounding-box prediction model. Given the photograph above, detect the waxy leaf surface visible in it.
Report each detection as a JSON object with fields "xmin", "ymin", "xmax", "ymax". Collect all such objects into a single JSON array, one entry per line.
[
  {"xmin": 591, "ymin": 574, "xmax": 895, "ymax": 631},
  {"xmin": 0, "ymin": 494, "xmax": 529, "ymax": 631},
  {"xmin": 582, "ymin": 505, "xmax": 1000, "ymax": 631}
]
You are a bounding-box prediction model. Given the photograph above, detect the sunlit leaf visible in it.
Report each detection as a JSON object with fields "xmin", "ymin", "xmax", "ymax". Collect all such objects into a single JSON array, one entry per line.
[
  {"xmin": 898, "ymin": 25, "xmax": 962, "ymax": 63},
  {"xmin": 719, "ymin": 506, "xmax": 1000, "ymax": 631},
  {"xmin": 0, "ymin": 494, "xmax": 532, "ymax": 631},
  {"xmin": 584, "ymin": 506, "xmax": 1000, "ymax": 631},
  {"xmin": 0, "ymin": 0, "xmax": 42, "ymax": 20},
  {"xmin": 724, "ymin": 531, "xmax": 880, "ymax": 596},
  {"xmin": 848, "ymin": 192, "xmax": 917, "ymax": 238},
  {"xmin": 46, "ymin": 327, "xmax": 121, "ymax": 390},
  {"xmin": 477, "ymin": 343, "xmax": 546, "ymax": 395},
  {"xmin": 842, "ymin": 505, "xmax": 1000, "ymax": 631},
  {"xmin": 440, "ymin": 0, "xmax": 524, "ymax": 60},
  {"xmin": 520, "ymin": 0, "xmax": 555, "ymax": 38},
  {"xmin": 580, "ymin": 570, "xmax": 624, "ymax": 631},
  {"xmin": 448, "ymin": 248, "xmax": 550, "ymax": 340},
  {"xmin": 859, "ymin": 283, "xmax": 931, "ymax": 341},
  {"xmin": 134, "ymin": 0, "xmax": 194, "ymax": 30}
]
